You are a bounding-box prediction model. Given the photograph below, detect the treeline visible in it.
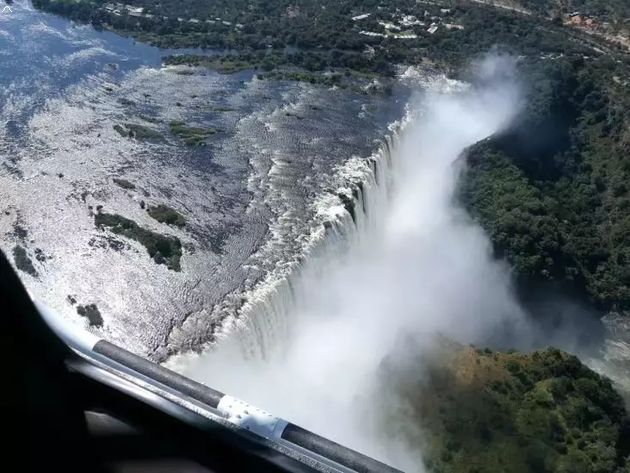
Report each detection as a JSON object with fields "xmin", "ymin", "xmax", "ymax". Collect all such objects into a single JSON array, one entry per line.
[
  {"xmin": 518, "ymin": 0, "xmax": 630, "ymax": 22},
  {"xmin": 33, "ymin": 0, "xmax": 597, "ymax": 75}
]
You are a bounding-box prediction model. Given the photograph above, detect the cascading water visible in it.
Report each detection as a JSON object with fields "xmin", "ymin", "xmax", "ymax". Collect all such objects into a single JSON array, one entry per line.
[
  {"xmin": 175, "ymin": 57, "xmax": 526, "ymax": 471},
  {"xmin": 203, "ymin": 126, "xmax": 399, "ymax": 363}
]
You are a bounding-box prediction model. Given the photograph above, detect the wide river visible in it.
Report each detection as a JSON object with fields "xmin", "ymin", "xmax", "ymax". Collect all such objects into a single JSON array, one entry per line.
[{"xmin": 0, "ymin": 0, "xmax": 409, "ymax": 361}]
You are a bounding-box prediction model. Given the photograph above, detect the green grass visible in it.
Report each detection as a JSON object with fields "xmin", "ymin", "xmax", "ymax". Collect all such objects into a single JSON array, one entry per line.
[
  {"xmin": 147, "ymin": 204, "xmax": 186, "ymax": 227},
  {"xmin": 169, "ymin": 120, "xmax": 219, "ymax": 146},
  {"xmin": 95, "ymin": 212, "xmax": 182, "ymax": 271},
  {"xmin": 260, "ymin": 70, "xmax": 344, "ymax": 87}
]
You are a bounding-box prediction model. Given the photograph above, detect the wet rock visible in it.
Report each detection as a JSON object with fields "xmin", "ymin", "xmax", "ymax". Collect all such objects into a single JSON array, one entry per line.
[
  {"xmin": 113, "ymin": 178, "xmax": 136, "ymax": 190},
  {"xmin": 34, "ymin": 248, "xmax": 47, "ymax": 262},
  {"xmin": 153, "ymin": 251, "xmax": 166, "ymax": 265},
  {"xmin": 337, "ymin": 192, "xmax": 356, "ymax": 223},
  {"xmin": 13, "ymin": 223, "xmax": 28, "ymax": 240}
]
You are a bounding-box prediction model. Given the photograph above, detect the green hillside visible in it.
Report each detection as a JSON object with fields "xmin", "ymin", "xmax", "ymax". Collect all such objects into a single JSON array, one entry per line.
[{"xmin": 397, "ymin": 340, "xmax": 630, "ymax": 473}]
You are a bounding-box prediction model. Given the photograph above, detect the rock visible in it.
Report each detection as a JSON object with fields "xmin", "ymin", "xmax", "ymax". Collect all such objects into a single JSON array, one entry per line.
[
  {"xmin": 76, "ymin": 303, "xmax": 104, "ymax": 327},
  {"xmin": 113, "ymin": 178, "xmax": 136, "ymax": 190},
  {"xmin": 337, "ymin": 192, "xmax": 356, "ymax": 223},
  {"xmin": 153, "ymin": 251, "xmax": 166, "ymax": 265},
  {"xmin": 34, "ymin": 248, "xmax": 47, "ymax": 262},
  {"xmin": 13, "ymin": 223, "xmax": 28, "ymax": 240}
]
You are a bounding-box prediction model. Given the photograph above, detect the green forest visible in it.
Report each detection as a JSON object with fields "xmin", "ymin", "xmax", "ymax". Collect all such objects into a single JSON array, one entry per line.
[
  {"xmin": 518, "ymin": 0, "xmax": 629, "ymax": 22},
  {"xmin": 31, "ymin": 0, "xmax": 621, "ymax": 74},
  {"xmin": 461, "ymin": 53, "xmax": 630, "ymax": 312},
  {"xmin": 399, "ymin": 340, "xmax": 630, "ymax": 473}
]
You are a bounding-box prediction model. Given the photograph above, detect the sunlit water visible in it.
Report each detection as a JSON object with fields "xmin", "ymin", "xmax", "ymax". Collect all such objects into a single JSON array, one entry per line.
[{"xmin": 1, "ymin": 1, "xmax": 407, "ymax": 360}]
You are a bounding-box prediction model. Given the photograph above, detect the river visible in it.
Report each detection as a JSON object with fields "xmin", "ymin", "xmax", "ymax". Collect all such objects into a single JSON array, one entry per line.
[{"xmin": 0, "ymin": 0, "xmax": 408, "ymax": 361}]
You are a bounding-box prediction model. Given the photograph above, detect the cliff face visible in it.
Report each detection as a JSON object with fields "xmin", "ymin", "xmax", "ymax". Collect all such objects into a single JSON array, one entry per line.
[{"xmin": 396, "ymin": 340, "xmax": 630, "ymax": 473}]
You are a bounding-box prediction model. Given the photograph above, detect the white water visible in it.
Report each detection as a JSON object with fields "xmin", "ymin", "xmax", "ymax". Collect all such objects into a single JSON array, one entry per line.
[{"xmin": 178, "ymin": 58, "xmax": 526, "ymax": 471}]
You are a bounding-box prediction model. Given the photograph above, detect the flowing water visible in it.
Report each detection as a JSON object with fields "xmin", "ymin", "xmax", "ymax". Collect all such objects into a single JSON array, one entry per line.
[
  {"xmin": 177, "ymin": 63, "xmax": 530, "ymax": 471},
  {"xmin": 1, "ymin": 1, "xmax": 407, "ymax": 360}
]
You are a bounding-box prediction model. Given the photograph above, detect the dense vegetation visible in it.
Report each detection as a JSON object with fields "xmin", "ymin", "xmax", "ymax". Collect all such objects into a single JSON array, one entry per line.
[
  {"xmin": 34, "ymin": 0, "xmax": 618, "ymax": 77},
  {"xmin": 518, "ymin": 0, "xmax": 630, "ymax": 23},
  {"xmin": 95, "ymin": 212, "xmax": 183, "ymax": 271},
  {"xmin": 147, "ymin": 204, "xmax": 186, "ymax": 228},
  {"xmin": 461, "ymin": 54, "xmax": 630, "ymax": 312},
  {"xmin": 399, "ymin": 339, "xmax": 630, "ymax": 473}
]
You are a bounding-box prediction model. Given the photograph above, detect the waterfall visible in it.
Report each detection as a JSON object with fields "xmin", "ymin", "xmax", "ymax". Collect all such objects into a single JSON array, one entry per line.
[
  {"xmin": 229, "ymin": 120, "xmax": 403, "ymax": 362},
  {"xmin": 179, "ymin": 62, "xmax": 524, "ymax": 471}
]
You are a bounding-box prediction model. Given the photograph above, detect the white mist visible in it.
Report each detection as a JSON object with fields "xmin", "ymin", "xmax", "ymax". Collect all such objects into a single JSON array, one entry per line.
[{"xmin": 181, "ymin": 56, "xmax": 525, "ymax": 472}]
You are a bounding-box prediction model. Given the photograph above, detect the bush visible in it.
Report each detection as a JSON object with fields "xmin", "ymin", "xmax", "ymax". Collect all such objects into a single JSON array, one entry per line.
[
  {"xmin": 147, "ymin": 204, "xmax": 186, "ymax": 227},
  {"xmin": 95, "ymin": 212, "xmax": 183, "ymax": 271},
  {"xmin": 76, "ymin": 303, "xmax": 104, "ymax": 327},
  {"xmin": 169, "ymin": 120, "xmax": 219, "ymax": 146},
  {"xmin": 12, "ymin": 246, "xmax": 38, "ymax": 277}
]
